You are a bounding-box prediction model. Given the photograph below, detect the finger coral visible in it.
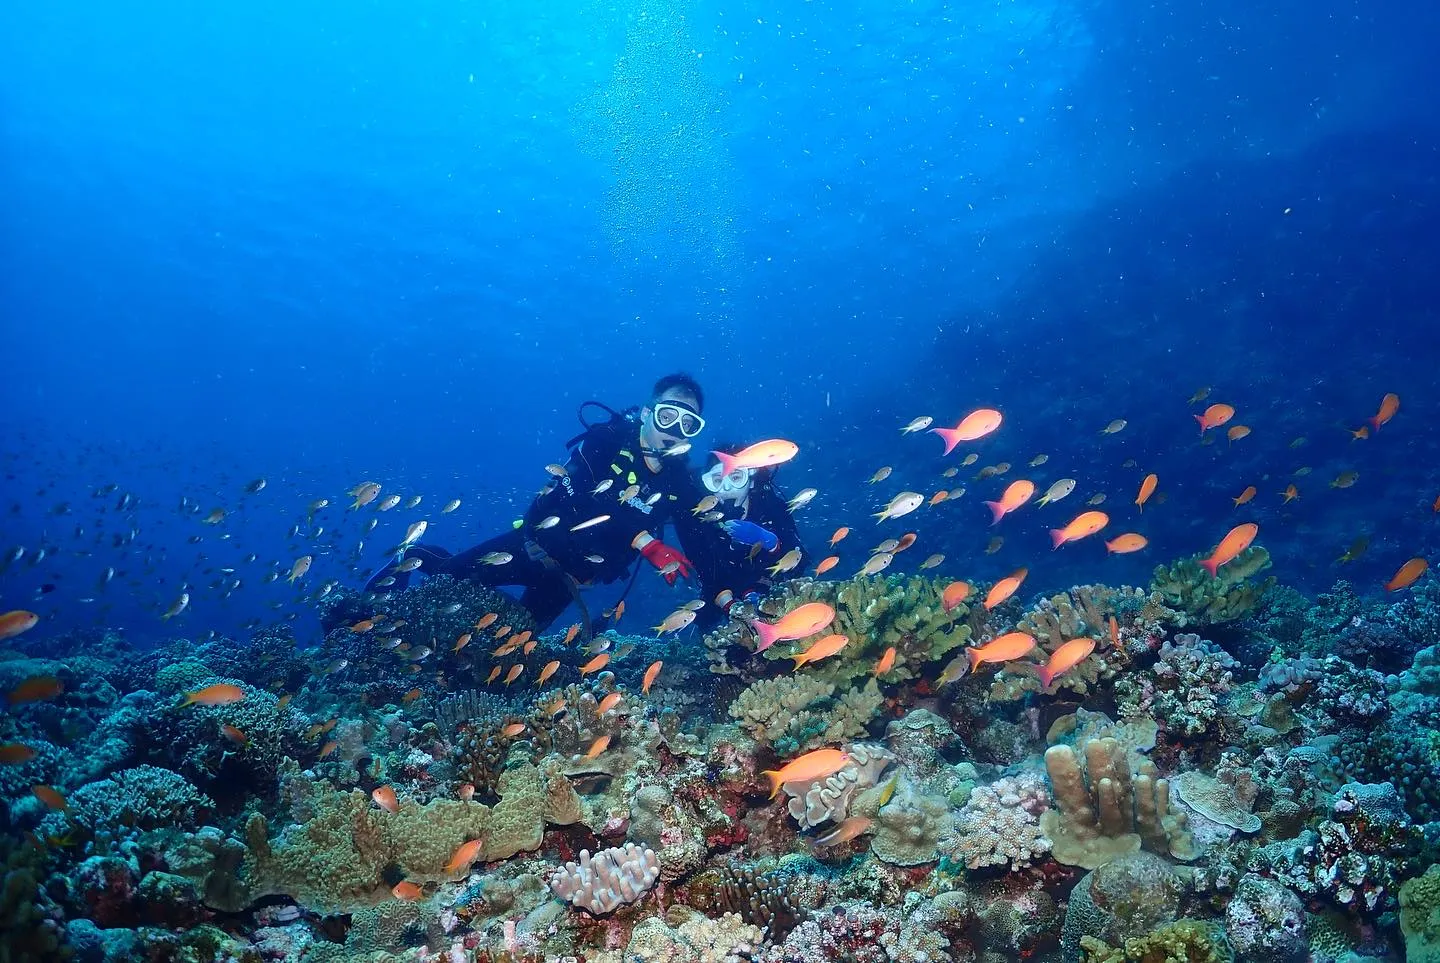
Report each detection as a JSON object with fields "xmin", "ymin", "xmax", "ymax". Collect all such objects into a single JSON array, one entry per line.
[{"xmin": 549, "ymin": 843, "xmax": 660, "ymax": 915}]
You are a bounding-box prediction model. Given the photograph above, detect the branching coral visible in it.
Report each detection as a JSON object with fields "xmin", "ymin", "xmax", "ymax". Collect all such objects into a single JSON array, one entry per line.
[
  {"xmin": 705, "ymin": 574, "xmax": 974, "ymax": 684},
  {"xmin": 1115, "ymin": 634, "xmax": 1239, "ymax": 738},
  {"xmin": 941, "ymin": 770, "xmax": 1052, "ymax": 870},
  {"xmin": 987, "ymin": 585, "xmax": 1144, "ymax": 702},
  {"xmin": 1150, "ymin": 546, "xmax": 1273, "ymax": 626},
  {"xmin": 1040, "ymin": 738, "xmax": 1195, "ymax": 869},
  {"xmin": 729, "ymin": 675, "xmax": 882, "ymax": 754}
]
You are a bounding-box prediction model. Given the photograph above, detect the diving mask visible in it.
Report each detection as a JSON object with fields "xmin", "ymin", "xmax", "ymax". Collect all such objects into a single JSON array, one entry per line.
[
  {"xmin": 703, "ymin": 464, "xmax": 753, "ymax": 495},
  {"xmin": 653, "ymin": 402, "xmax": 706, "ymax": 438}
]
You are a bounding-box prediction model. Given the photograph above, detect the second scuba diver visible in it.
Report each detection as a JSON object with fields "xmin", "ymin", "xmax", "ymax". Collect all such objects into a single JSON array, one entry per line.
[
  {"xmin": 358, "ymin": 374, "xmax": 705, "ymax": 633},
  {"xmin": 675, "ymin": 445, "xmax": 809, "ymax": 631}
]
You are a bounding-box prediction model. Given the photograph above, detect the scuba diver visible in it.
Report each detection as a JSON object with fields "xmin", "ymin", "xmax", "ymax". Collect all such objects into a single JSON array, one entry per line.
[
  {"xmin": 674, "ymin": 444, "xmax": 809, "ymax": 631},
  {"xmin": 353, "ymin": 374, "xmax": 704, "ymax": 634}
]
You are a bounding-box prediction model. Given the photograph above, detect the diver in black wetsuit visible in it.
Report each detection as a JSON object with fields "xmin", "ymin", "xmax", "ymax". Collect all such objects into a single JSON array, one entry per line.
[
  {"xmin": 674, "ymin": 445, "xmax": 809, "ymax": 631},
  {"xmin": 364, "ymin": 374, "xmax": 704, "ymax": 633}
]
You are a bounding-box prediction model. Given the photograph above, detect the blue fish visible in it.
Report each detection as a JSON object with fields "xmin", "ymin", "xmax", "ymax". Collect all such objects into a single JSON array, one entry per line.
[{"xmin": 723, "ymin": 519, "xmax": 778, "ymax": 553}]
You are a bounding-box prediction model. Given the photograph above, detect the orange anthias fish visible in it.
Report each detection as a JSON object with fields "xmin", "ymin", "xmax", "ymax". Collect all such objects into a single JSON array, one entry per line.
[
  {"xmin": 814, "ymin": 815, "xmax": 874, "ymax": 848},
  {"xmin": 642, "ymin": 660, "xmax": 663, "ymax": 694},
  {"xmin": 0, "ymin": 743, "xmax": 38, "ymax": 765},
  {"xmin": 713, "ymin": 439, "xmax": 800, "ymax": 475},
  {"xmin": 1280, "ymin": 484, "xmax": 1300, "ymax": 504},
  {"xmin": 1200, "ymin": 523, "xmax": 1259, "ymax": 577},
  {"xmin": 444, "ymin": 839, "xmax": 484, "ymax": 874},
  {"xmin": 789, "ymin": 633, "xmax": 850, "ymax": 670},
  {"xmin": 829, "ymin": 526, "xmax": 850, "ymax": 546},
  {"xmin": 485, "ymin": 666, "xmax": 502, "ymax": 685},
  {"xmin": 182, "ymin": 684, "xmax": 246, "ymax": 707},
  {"xmin": 1370, "ymin": 392, "xmax": 1400, "ymax": 432},
  {"xmin": 31, "ymin": 785, "xmax": 68, "ymax": 811},
  {"xmin": 7, "ymin": 676, "xmax": 63, "ymax": 706},
  {"xmin": 221, "ymin": 724, "xmax": 249, "ymax": 746},
  {"xmin": 1109, "ymin": 616, "xmax": 1120, "ymax": 648},
  {"xmin": 750, "ymin": 602, "xmax": 836, "ymax": 652},
  {"xmin": 562, "ymin": 624, "xmax": 581, "ymax": 646},
  {"xmin": 966, "ymin": 632, "xmax": 1037, "ymax": 673},
  {"xmin": 597, "ymin": 692, "xmax": 623, "ymax": 715},
  {"xmin": 1385, "ymin": 557, "xmax": 1428, "ymax": 592},
  {"xmin": 537, "ymin": 661, "xmax": 560, "ymax": 686},
  {"xmin": 1227, "ymin": 425, "xmax": 1251, "ymax": 444},
  {"xmin": 500, "ymin": 722, "xmax": 527, "ymax": 738},
  {"xmin": 1036, "ymin": 637, "xmax": 1097, "ymax": 689},
  {"xmin": 941, "ymin": 581, "xmax": 972, "ymax": 613},
  {"xmin": 984, "ymin": 479, "xmax": 1036, "ymax": 525},
  {"xmin": 1105, "ymin": 533, "xmax": 1149, "ymax": 555},
  {"xmin": 813, "ymin": 556, "xmax": 840, "ymax": 576},
  {"xmin": 1194, "ymin": 403, "xmax": 1236, "ymax": 434},
  {"xmin": 452, "ymin": 632, "xmax": 472, "ymax": 653},
  {"xmin": 984, "ymin": 569, "xmax": 1028, "ymax": 610},
  {"xmin": 391, "ymin": 881, "xmax": 424, "ymax": 901},
  {"xmin": 873, "ymin": 646, "xmax": 897, "ymax": 678},
  {"xmin": 1050, "ymin": 511, "xmax": 1109, "ymax": 548},
  {"xmin": 930, "ymin": 408, "xmax": 1004, "ymax": 454},
  {"xmin": 503, "ymin": 664, "xmax": 524, "ymax": 686},
  {"xmin": 457, "ymin": 783, "xmax": 475, "ymax": 802},
  {"xmin": 894, "ymin": 533, "xmax": 918, "ymax": 553},
  {"xmin": 1135, "ymin": 474, "xmax": 1158, "ymax": 511},
  {"xmin": 762, "ymin": 748, "xmax": 851, "ymax": 798},
  {"xmin": 584, "ymin": 735, "xmax": 611, "ymax": 759},
  {"xmin": 0, "ymin": 611, "xmax": 40, "ymax": 642},
  {"xmin": 1233, "ymin": 486, "xmax": 1257, "ymax": 507},
  {"xmin": 475, "ymin": 612, "xmax": 499, "ymax": 631},
  {"xmin": 371, "ymin": 786, "xmax": 399, "ymax": 814},
  {"xmin": 579, "ymin": 654, "xmax": 610, "ymax": 676}
]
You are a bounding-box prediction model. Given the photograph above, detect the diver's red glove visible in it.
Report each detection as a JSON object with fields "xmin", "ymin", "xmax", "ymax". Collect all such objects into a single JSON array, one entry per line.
[{"xmin": 638, "ymin": 537, "xmax": 694, "ymax": 585}]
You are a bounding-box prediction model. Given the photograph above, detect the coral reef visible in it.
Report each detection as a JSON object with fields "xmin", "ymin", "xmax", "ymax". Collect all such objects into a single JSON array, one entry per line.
[{"xmin": 4, "ymin": 552, "xmax": 1436, "ymax": 963}]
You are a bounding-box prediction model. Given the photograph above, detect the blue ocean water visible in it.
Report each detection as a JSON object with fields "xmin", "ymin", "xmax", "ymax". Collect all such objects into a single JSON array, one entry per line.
[{"xmin": 2, "ymin": 0, "xmax": 1437, "ymax": 638}]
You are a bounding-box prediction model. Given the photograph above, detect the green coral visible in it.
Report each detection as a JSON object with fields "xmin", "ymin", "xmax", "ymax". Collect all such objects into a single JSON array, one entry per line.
[
  {"xmin": 1149, "ymin": 546, "xmax": 1274, "ymax": 626},
  {"xmin": 728, "ymin": 675, "xmax": 883, "ymax": 754},
  {"xmin": 1079, "ymin": 920, "xmax": 1233, "ymax": 963},
  {"xmin": 1400, "ymin": 865, "xmax": 1440, "ymax": 963},
  {"xmin": 718, "ymin": 574, "xmax": 973, "ymax": 686},
  {"xmin": 242, "ymin": 764, "xmax": 551, "ymax": 911}
]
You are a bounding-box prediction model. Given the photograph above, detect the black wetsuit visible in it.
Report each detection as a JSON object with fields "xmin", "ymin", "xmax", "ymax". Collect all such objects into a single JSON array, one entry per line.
[
  {"xmin": 674, "ymin": 474, "xmax": 807, "ymax": 631},
  {"xmin": 370, "ymin": 409, "xmax": 692, "ymax": 630}
]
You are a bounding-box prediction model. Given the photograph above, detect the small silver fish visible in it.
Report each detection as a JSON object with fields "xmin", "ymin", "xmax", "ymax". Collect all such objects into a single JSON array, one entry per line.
[
  {"xmin": 592, "ymin": 479, "xmax": 614, "ymax": 495},
  {"xmin": 480, "ymin": 552, "xmax": 513, "ymax": 565},
  {"xmin": 571, "ymin": 515, "xmax": 611, "ymax": 532}
]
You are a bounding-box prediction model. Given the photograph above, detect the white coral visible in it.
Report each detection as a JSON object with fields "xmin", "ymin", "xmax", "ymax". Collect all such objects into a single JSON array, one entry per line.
[
  {"xmin": 550, "ymin": 843, "xmax": 660, "ymax": 914},
  {"xmin": 783, "ymin": 743, "xmax": 895, "ymax": 829},
  {"xmin": 944, "ymin": 771, "xmax": 1052, "ymax": 870}
]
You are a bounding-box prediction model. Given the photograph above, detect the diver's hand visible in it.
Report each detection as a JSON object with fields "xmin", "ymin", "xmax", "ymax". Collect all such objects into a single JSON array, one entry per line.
[{"xmin": 637, "ymin": 536, "xmax": 694, "ymax": 585}]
